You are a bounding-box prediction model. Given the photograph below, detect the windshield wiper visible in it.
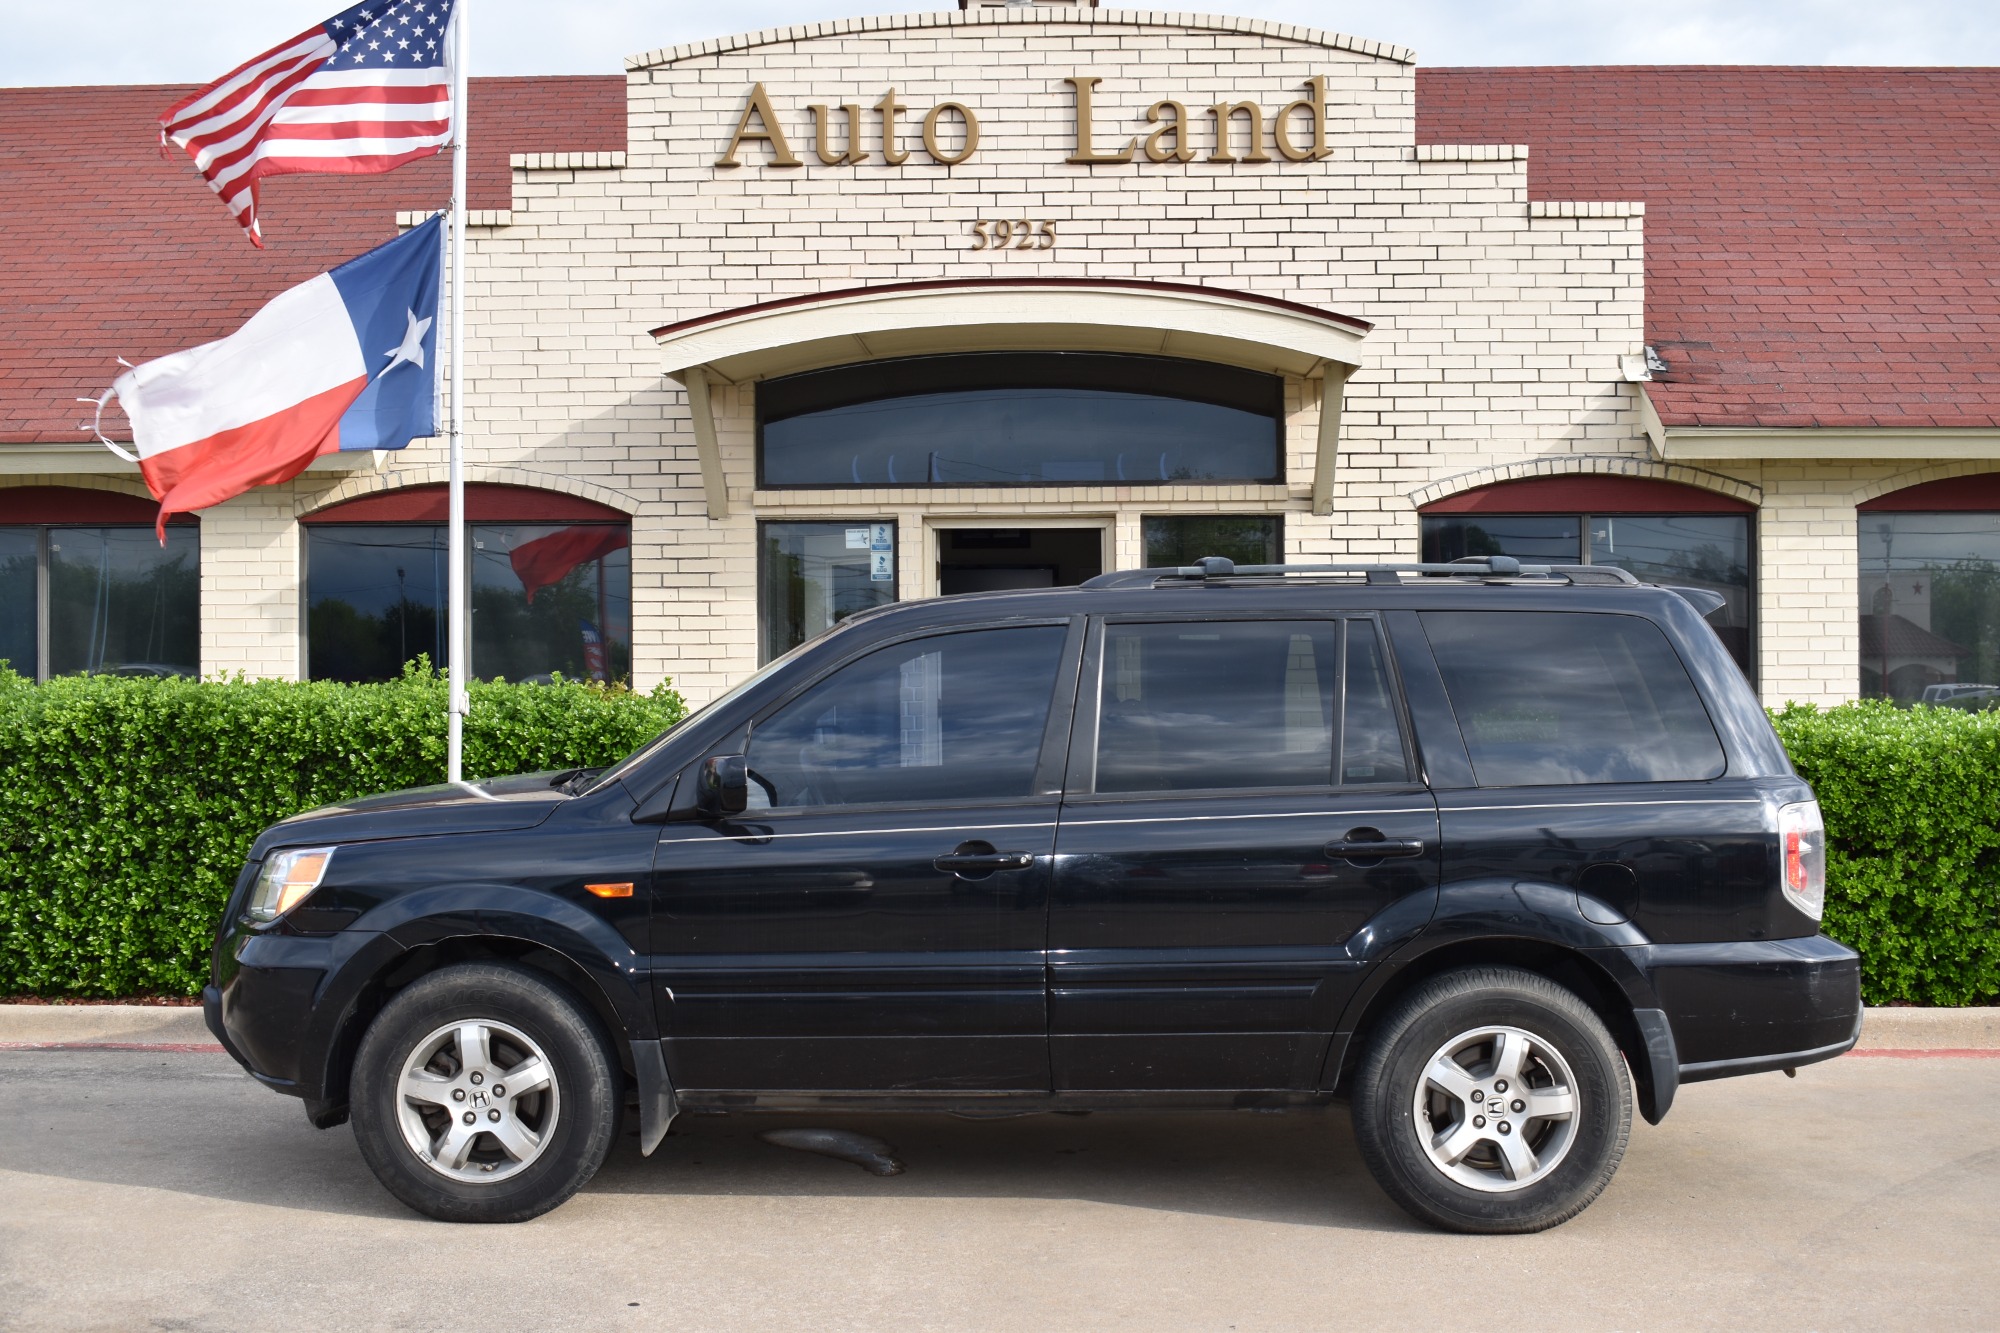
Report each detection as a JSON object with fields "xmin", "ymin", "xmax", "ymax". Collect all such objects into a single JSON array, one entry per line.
[{"xmin": 549, "ymin": 766, "xmax": 604, "ymax": 795}]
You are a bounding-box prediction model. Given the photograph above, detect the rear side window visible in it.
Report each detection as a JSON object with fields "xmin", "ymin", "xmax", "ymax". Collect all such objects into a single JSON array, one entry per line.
[
  {"xmin": 1420, "ymin": 611, "xmax": 1725, "ymax": 785},
  {"xmin": 1094, "ymin": 619, "xmax": 1409, "ymax": 793}
]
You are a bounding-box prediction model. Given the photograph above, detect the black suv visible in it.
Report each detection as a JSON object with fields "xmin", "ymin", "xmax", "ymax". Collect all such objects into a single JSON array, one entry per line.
[{"xmin": 205, "ymin": 557, "xmax": 1860, "ymax": 1233}]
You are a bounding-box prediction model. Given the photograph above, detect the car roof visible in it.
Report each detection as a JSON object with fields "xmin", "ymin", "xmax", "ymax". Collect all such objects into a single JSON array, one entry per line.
[{"xmin": 845, "ymin": 566, "xmax": 1702, "ymax": 633}]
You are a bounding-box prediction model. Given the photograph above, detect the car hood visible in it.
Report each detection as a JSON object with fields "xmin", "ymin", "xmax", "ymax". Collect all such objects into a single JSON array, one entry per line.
[{"xmin": 248, "ymin": 772, "xmax": 571, "ymax": 859}]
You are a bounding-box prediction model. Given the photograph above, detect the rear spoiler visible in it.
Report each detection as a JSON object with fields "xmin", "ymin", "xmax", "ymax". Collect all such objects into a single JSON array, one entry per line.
[{"xmin": 1660, "ymin": 585, "xmax": 1728, "ymax": 617}]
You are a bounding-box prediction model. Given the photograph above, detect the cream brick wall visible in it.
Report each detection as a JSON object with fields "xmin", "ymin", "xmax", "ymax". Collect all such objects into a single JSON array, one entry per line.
[
  {"xmin": 73, "ymin": 9, "xmax": 1967, "ymax": 709},
  {"xmin": 422, "ymin": 9, "xmax": 1670, "ymax": 706}
]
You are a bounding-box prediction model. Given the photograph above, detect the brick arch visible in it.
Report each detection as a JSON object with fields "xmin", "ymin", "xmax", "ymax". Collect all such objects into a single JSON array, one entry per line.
[
  {"xmin": 1408, "ymin": 456, "xmax": 1761, "ymax": 510},
  {"xmin": 294, "ymin": 465, "xmax": 640, "ymax": 520},
  {"xmin": 1855, "ymin": 462, "xmax": 2000, "ymax": 509},
  {"xmin": 0, "ymin": 475, "xmax": 158, "ymax": 508}
]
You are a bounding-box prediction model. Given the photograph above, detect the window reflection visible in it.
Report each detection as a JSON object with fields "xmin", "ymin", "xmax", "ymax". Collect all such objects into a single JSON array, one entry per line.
[
  {"xmin": 745, "ymin": 625, "xmax": 1065, "ymax": 808},
  {"xmin": 0, "ymin": 524, "xmax": 199, "ymax": 681},
  {"xmin": 0, "ymin": 528, "xmax": 34, "ymax": 677},
  {"xmin": 47, "ymin": 528, "xmax": 200, "ymax": 678},
  {"xmin": 1097, "ymin": 620, "xmax": 1340, "ymax": 793},
  {"xmin": 759, "ymin": 521, "xmax": 897, "ymax": 664},
  {"xmin": 1142, "ymin": 515, "xmax": 1282, "ymax": 568},
  {"xmin": 1422, "ymin": 512, "xmax": 1754, "ymax": 682},
  {"xmin": 759, "ymin": 354, "xmax": 1282, "ymax": 488},
  {"xmin": 305, "ymin": 522, "xmax": 630, "ymax": 683},
  {"xmin": 1859, "ymin": 513, "xmax": 2000, "ymax": 706}
]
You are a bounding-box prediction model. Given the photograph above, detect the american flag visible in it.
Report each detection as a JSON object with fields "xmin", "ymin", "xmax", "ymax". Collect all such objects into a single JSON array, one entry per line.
[{"xmin": 160, "ymin": 0, "xmax": 458, "ymax": 247}]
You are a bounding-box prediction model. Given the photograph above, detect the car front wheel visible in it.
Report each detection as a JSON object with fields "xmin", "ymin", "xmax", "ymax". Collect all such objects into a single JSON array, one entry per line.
[
  {"xmin": 1351, "ymin": 966, "xmax": 1632, "ymax": 1233},
  {"xmin": 350, "ymin": 962, "xmax": 619, "ymax": 1223}
]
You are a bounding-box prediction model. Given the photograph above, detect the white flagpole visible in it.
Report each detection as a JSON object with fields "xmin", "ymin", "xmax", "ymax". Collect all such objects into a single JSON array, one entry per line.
[{"xmin": 446, "ymin": 0, "xmax": 471, "ymax": 784}]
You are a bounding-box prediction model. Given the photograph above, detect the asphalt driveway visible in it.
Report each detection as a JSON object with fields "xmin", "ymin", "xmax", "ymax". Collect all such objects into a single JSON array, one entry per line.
[{"xmin": 1, "ymin": 1022, "xmax": 1996, "ymax": 1332}]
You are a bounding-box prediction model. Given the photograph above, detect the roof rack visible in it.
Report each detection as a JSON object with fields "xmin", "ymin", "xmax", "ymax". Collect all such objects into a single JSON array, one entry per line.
[{"xmin": 1080, "ymin": 556, "xmax": 1643, "ymax": 590}]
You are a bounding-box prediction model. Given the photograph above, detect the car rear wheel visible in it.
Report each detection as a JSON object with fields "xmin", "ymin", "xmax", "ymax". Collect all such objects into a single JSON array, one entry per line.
[
  {"xmin": 1351, "ymin": 966, "xmax": 1631, "ymax": 1233},
  {"xmin": 350, "ymin": 962, "xmax": 619, "ymax": 1223}
]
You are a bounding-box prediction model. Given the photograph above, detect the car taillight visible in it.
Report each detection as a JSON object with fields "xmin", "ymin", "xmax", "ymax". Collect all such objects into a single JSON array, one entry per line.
[{"xmin": 1776, "ymin": 801, "xmax": 1825, "ymax": 921}]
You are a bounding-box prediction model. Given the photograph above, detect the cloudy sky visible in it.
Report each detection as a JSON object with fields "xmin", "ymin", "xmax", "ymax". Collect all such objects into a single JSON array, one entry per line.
[{"xmin": 6, "ymin": 0, "xmax": 1999, "ymax": 85}]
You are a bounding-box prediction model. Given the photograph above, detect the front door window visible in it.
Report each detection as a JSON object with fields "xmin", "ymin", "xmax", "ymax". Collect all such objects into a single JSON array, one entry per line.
[{"xmin": 746, "ymin": 624, "xmax": 1068, "ymax": 808}]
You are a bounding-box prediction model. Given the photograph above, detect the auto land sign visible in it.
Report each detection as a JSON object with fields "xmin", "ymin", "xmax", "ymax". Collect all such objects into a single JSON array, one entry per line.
[{"xmin": 715, "ymin": 76, "xmax": 1339, "ymax": 169}]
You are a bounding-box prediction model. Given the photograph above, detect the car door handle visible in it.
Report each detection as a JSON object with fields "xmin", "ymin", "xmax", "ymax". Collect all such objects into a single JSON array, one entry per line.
[
  {"xmin": 933, "ymin": 842, "xmax": 1035, "ymax": 878},
  {"xmin": 1325, "ymin": 830, "xmax": 1427, "ymax": 861}
]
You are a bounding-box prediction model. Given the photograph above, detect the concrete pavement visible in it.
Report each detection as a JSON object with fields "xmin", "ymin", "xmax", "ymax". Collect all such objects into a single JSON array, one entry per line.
[{"xmin": 1, "ymin": 1028, "xmax": 1996, "ymax": 1331}]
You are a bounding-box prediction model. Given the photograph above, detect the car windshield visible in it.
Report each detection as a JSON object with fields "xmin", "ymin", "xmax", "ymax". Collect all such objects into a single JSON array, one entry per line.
[{"xmin": 582, "ymin": 632, "xmax": 829, "ymax": 795}]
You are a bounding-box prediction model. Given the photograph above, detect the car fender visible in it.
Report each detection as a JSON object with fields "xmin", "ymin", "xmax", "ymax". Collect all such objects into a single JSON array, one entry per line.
[
  {"xmin": 356, "ymin": 883, "xmax": 657, "ymax": 1040},
  {"xmin": 1323, "ymin": 877, "xmax": 1680, "ymax": 1122},
  {"xmin": 293, "ymin": 884, "xmax": 656, "ymax": 1125}
]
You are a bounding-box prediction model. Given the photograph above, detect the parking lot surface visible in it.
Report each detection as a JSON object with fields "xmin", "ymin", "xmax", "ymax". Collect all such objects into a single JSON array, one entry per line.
[{"xmin": 1, "ymin": 1041, "xmax": 1996, "ymax": 1332}]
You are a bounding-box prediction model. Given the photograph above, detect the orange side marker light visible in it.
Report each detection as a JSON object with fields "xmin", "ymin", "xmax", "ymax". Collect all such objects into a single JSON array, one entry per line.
[{"xmin": 585, "ymin": 882, "xmax": 635, "ymax": 899}]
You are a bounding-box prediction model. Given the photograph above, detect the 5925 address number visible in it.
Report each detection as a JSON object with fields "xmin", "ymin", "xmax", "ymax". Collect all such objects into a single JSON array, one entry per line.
[{"xmin": 970, "ymin": 219, "xmax": 1057, "ymax": 251}]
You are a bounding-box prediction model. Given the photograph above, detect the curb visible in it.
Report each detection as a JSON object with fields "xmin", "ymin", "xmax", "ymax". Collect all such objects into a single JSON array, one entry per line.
[
  {"xmin": 1853, "ymin": 1006, "xmax": 2000, "ymax": 1051},
  {"xmin": 0, "ymin": 1004, "xmax": 215, "ymax": 1048},
  {"xmin": 0, "ymin": 1040, "xmax": 224, "ymax": 1053}
]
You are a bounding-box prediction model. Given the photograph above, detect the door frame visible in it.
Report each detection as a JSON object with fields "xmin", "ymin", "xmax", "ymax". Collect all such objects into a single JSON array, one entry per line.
[{"xmin": 922, "ymin": 515, "xmax": 1113, "ymax": 599}]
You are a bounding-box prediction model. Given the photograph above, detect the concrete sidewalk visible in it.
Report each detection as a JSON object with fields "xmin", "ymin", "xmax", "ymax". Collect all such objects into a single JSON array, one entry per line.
[
  {"xmin": 3, "ymin": 1001, "xmax": 1994, "ymax": 1050},
  {"xmin": 3, "ymin": 1044, "xmax": 1998, "ymax": 1331}
]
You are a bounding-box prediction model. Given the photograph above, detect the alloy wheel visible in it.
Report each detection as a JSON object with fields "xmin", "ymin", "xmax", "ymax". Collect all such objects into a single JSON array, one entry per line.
[
  {"xmin": 1412, "ymin": 1024, "xmax": 1579, "ymax": 1192},
  {"xmin": 393, "ymin": 1019, "xmax": 561, "ymax": 1183}
]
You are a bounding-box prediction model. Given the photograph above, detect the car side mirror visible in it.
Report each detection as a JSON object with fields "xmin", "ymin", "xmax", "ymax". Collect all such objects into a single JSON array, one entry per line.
[{"xmin": 696, "ymin": 754, "xmax": 749, "ymax": 818}]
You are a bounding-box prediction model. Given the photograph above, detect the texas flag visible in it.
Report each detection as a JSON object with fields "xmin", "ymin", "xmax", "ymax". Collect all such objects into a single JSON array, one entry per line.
[{"xmin": 105, "ymin": 215, "xmax": 442, "ymax": 535}]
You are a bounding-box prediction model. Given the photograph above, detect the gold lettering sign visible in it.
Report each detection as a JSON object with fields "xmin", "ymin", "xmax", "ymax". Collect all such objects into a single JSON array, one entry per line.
[
  {"xmin": 716, "ymin": 83, "xmax": 801, "ymax": 168},
  {"xmin": 716, "ymin": 77, "xmax": 1339, "ymax": 169}
]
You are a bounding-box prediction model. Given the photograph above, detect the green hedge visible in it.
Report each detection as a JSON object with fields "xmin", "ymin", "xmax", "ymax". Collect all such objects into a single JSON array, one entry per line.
[
  {"xmin": 1774, "ymin": 700, "xmax": 2000, "ymax": 1006},
  {"xmin": 2, "ymin": 671, "xmax": 1994, "ymax": 1005},
  {"xmin": 0, "ymin": 664, "xmax": 684, "ymax": 998}
]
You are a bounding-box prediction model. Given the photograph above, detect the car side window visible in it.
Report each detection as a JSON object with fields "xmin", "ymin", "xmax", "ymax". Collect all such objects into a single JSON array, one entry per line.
[
  {"xmin": 1095, "ymin": 619, "xmax": 1342, "ymax": 793},
  {"xmin": 743, "ymin": 625, "xmax": 1067, "ymax": 809},
  {"xmin": 1420, "ymin": 610, "xmax": 1726, "ymax": 785},
  {"xmin": 1343, "ymin": 622, "xmax": 1411, "ymax": 785}
]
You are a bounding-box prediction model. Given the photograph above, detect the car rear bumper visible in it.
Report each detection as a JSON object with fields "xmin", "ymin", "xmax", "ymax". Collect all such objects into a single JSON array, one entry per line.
[{"xmin": 1626, "ymin": 934, "xmax": 1863, "ymax": 1081}]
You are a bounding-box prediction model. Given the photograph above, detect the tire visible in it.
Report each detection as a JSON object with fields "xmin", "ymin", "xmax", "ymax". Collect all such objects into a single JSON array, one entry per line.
[
  {"xmin": 350, "ymin": 962, "xmax": 620, "ymax": 1223},
  {"xmin": 1351, "ymin": 966, "xmax": 1632, "ymax": 1234}
]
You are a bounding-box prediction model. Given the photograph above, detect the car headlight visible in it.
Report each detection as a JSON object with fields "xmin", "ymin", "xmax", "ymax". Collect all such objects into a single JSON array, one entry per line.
[{"xmin": 245, "ymin": 847, "xmax": 336, "ymax": 923}]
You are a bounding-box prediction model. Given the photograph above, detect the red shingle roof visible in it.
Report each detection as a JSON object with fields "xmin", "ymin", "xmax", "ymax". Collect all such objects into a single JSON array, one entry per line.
[
  {"xmin": 0, "ymin": 76, "xmax": 623, "ymax": 443},
  {"xmin": 1418, "ymin": 66, "xmax": 2000, "ymax": 430},
  {"xmin": 4, "ymin": 67, "xmax": 1996, "ymax": 443}
]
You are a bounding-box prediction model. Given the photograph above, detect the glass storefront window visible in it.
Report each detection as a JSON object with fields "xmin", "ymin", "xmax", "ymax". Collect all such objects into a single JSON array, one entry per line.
[
  {"xmin": 1588, "ymin": 516, "xmax": 1752, "ymax": 675},
  {"xmin": 305, "ymin": 522, "xmax": 631, "ymax": 683},
  {"xmin": 1422, "ymin": 512, "xmax": 1755, "ymax": 682},
  {"xmin": 0, "ymin": 524, "xmax": 199, "ymax": 680},
  {"xmin": 759, "ymin": 521, "xmax": 897, "ymax": 663},
  {"xmin": 1142, "ymin": 515, "xmax": 1283, "ymax": 569},
  {"xmin": 474, "ymin": 524, "xmax": 633, "ymax": 685},
  {"xmin": 0, "ymin": 528, "xmax": 34, "ymax": 677},
  {"xmin": 758, "ymin": 354, "xmax": 1283, "ymax": 488},
  {"xmin": 48, "ymin": 528, "xmax": 200, "ymax": 677},
  {"xmin": 1859, "ymin": 513, "xmax": 2000, "ymax": 705},
  {"xmin": 1419, "ymin": 515, "xmax": 1581, "ymax": 566}
]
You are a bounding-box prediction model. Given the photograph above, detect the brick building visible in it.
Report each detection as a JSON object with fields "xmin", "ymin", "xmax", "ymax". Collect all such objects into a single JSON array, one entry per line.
[{"xmin": 4, "ymin": 1, "xmax": 1997, "ymax": 707}]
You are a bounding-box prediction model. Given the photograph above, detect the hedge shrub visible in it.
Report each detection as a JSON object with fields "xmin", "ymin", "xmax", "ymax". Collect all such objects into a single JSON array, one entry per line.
[
  {"xmin": 3, "ymin": 672, "xmax": 1994, "ymax": 1005},
  {"xmin": 0, "ymin": 664, "xmax": 684, "ymax": 998},
  {"xmin": 1774, "ymin": 700, "xmax": 2000, "ymax": 1006}
]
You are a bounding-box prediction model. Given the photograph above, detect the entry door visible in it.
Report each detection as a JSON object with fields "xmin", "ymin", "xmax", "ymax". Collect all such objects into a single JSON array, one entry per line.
[
  {"xmin": 1049, "ymin": 615, "xmax": 1441, "ymax": 1091},
  {"xmin": 651, "ymin": 620, "xmax": 1080, "ymax": 1093}
]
